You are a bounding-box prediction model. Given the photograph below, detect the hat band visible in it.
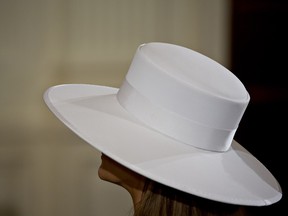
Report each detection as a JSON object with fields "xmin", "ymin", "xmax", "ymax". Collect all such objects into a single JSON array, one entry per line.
[{"xmin": 117, "ymin": 80, "xmax": 236, "ymax": 152}]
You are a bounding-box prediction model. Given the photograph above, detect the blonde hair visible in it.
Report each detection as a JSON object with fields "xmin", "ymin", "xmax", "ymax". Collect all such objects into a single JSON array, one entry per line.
[{"xmin": 134, "ymin": 179, "xmax": 249, "ymax": 216}]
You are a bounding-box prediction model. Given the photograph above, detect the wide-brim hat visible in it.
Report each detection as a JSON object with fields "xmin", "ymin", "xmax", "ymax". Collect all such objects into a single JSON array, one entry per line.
[{"xmin": 44, "ymin": 42, "xmax": 282, "ymax": 206}]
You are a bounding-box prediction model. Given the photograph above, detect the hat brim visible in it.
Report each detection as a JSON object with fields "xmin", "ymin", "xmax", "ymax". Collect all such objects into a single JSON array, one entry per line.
[{"xmin": 44, "ymin": 84, "xmax": 282, "ymax": 206}]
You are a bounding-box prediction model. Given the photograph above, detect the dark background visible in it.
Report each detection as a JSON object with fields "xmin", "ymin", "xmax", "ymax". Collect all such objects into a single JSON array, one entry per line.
[{"xmin": 231, "ymin": 0, "xmax": 288, "ymax": 215}]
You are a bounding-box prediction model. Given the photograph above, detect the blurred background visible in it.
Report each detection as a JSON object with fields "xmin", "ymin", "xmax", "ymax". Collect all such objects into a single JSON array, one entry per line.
[{"xmin": 0, "ymin": 0, "xmax": 287, "ymax": 215}]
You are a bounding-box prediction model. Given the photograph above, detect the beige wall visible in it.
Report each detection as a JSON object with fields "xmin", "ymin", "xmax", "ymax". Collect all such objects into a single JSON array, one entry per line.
[{"xmin": 0, "ymin": 0, "xmax": 231, "ymax": 215}]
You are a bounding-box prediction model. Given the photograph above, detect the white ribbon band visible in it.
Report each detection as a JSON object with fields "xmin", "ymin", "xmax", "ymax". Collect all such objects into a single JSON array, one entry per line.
[{"xmin": 117, "ymin": 80, "xmax": 236, "ymax": 152}]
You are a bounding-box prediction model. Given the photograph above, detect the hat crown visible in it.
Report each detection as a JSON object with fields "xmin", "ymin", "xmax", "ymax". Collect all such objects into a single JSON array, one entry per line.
[
  {"xmin": 117, "ymin": 42, "xmax": 250, "ymax": 151},
  {"xmin": 139, "ymin": 43, "xmax": 247, "ymax": 101}
]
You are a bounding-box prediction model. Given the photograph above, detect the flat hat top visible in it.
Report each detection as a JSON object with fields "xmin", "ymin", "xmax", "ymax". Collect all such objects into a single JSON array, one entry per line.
[
  {"xmin": 139, "ymin": 43, "xmax": 247, "ymax": 100},
  {"xmin": 43, "ymin": 42, "xmax": 282, "ymax": 206}
]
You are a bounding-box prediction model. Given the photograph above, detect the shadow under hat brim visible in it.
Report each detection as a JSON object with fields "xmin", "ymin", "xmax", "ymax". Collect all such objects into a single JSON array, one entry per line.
[{"xmin": 44, "ymin": 84, "xmax": 282, "ymax": 206}]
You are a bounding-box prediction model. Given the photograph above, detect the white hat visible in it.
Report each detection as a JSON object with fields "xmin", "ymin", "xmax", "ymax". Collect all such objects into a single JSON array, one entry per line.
[{"xmin": 44, "ymin": 42, "xmax": 282, "ymax": 206}]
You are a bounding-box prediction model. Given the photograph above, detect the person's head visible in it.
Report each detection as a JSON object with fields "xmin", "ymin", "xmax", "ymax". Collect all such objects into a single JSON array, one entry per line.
[
  {"xmin": 44, "ymin": 42, "xmax": 282, "ymax": 215},
  {"xmin": 99, "ymin": 153, "xmax": 249, "ymax": 216}
]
